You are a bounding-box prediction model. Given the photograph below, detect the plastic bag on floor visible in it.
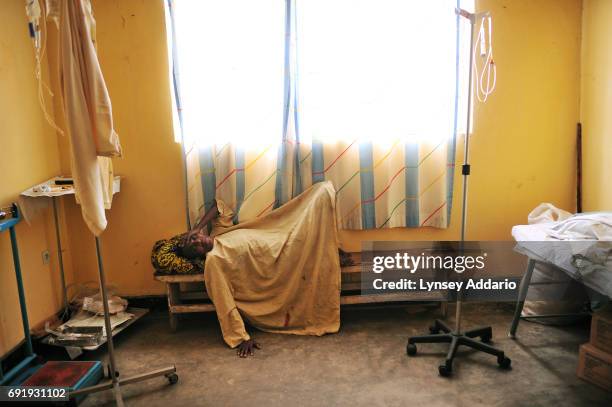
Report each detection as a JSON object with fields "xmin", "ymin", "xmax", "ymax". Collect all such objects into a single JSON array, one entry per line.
[{"xmin": 82, "ymin": 294, "xmax": 127, "ymax": 315}]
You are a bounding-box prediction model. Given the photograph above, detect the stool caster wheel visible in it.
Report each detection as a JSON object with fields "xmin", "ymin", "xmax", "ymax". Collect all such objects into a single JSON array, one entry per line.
[
  {"xmin": 166, "ymin": 373, "xmax": 179, "ymax": 385},
  {"xmin": 498, "ymin": 356, "xmax": 511, "ymax": 369},
  {"xmin": 406, "ymin": 343, "xmax": 417, "ymax": 356},
  {"xmin": 438, "ymin": 364, "xmax": 452, "ymax": 377}
]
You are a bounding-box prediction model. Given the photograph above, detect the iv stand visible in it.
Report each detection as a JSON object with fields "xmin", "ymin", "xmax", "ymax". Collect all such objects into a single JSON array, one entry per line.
[{"xmin": 405, "ymin": 7, "xmax": 511, "ymax": 377}]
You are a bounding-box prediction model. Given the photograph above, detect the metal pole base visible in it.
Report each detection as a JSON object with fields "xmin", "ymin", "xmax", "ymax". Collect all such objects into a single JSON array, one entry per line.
[
  {"xmin": 70, "ymin": 365, "xmax": 178, "ymax": 397},
  {"xmin": 407, "ymin": 319, "xmax": 511, "ymax": 377},
  {"xmin": 91, "ymin": 236, "xmax": 179, "ymax": 406}
]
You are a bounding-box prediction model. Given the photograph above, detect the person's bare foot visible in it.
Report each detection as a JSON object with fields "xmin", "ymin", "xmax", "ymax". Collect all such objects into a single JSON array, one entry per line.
[{"xmin": 237, "ymin": 339, "xmax": 261, "ymax": 357}]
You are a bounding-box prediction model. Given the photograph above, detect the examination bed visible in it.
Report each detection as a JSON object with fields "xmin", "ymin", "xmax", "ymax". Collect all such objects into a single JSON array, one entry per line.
[{"xmin": 509, "ymin": 210, "xmax": 612, "ymax": 337}]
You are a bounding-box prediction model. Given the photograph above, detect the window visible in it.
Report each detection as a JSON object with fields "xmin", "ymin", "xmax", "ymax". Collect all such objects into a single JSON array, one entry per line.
[
  {"xmin": 170, "ymin": 0, "xmax": 473, "ymax": 147},
  {"xmin": 169, "ymin": 0, "xmax": 475, "ymax": 229}
]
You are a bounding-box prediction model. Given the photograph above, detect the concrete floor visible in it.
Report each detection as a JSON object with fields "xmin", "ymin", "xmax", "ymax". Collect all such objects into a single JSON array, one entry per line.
[{"xmin": 81, "ymin": 303, "xmax": 611, "ymax": 407}]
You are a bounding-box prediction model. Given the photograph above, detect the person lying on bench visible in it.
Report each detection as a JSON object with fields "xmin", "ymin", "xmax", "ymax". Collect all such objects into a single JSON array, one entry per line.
[
  {"xmin": 179, "ymin": 182, "xmax": 346, "ymax": 357},
  {"xmin": 180, "ymin": 200, "xmax": 220, "ymax": 260}
]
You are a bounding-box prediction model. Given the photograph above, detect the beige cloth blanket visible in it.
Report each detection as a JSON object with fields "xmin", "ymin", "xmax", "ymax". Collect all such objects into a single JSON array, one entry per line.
[
  {"xmin": 58, "ymin": 0, "xmax": 122, "ymax": 236},
  {"xmin": 205, "ymin": 181, "xmax": 341, "ymax": 348}
]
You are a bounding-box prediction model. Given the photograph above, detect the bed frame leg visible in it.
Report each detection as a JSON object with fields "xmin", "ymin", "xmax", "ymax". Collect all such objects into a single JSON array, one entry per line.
[{"xmin": 509, "ymin": 259, "xmax": 536, "ymax": 339}]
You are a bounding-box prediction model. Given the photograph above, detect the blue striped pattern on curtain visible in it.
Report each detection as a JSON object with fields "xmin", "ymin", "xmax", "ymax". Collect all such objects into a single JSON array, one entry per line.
[
  {"xmin": 198, "ymin": 146, "xmax": 216, "ymax": 213},
  {"xmin": 274, "ymin": 0, "xmax": 294, "ymax": 209},
  {"xmin": 405, "ymin": 143, "xmax": 420, "ymax": 227},
  {"xmin": 359, "ymin": 142, "xmax": 376, "ymax": 229},
  {"xmin": 234, "ymin": 148, "xmax": 245, "ymax": 222}
]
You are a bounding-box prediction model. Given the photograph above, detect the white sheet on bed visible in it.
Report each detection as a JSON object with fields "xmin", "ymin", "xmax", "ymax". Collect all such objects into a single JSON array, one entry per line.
[{"xmin": 512, "ymin": 204, "xmax": 612, "ymax": 298}]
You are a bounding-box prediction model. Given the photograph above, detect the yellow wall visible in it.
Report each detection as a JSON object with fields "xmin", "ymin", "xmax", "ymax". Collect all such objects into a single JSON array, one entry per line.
[
  {"xmin": 56, "ymin": 0, "xmax": 582, "ymax": 295},
  {"xmin": 0, "ymin": 0, "xmax": 72, "ymax": 355},
  {"xmin": 580, "ymin": 0, "xmax": 612, "ymax": 211}
]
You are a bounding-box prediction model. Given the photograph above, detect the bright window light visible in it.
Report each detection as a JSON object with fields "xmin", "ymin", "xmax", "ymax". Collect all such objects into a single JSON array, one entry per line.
[
  {"xmin": 172, "ymin": 0, "xmax": 284, "ymax": 148},
  {"xmin": 297, "ymin": 0, "xmax": 471, "ymax": 144},
  {"xmin": 169, "ymin": 0, "xmax": 474, "ymax": 147}
]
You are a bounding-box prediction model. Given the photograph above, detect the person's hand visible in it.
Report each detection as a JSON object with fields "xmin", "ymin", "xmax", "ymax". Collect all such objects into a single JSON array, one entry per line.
[{"xmin": 237, "ymin": 339, "xmax": 261, "ymax": 357}]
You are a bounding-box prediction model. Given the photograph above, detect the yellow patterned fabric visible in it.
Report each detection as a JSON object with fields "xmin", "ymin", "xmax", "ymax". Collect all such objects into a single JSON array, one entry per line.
[{"xmin": 151, "ymin": 233, "xmax": 203, "ymax": 275}]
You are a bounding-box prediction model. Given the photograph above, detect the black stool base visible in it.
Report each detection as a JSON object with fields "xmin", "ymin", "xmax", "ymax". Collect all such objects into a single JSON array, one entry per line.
[{"xmin": 407, "ymin": 319, "xmax": 511, "ymax": 377}]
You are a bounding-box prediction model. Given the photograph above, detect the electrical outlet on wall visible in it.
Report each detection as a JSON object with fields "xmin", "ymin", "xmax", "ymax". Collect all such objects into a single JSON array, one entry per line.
[{"xmin": 42, "ymin": 250, "xmax": 50, "ymax": 265}]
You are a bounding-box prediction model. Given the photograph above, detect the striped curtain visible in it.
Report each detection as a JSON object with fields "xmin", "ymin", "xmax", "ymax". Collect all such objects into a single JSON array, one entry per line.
[
  {"xmin": 288, "ymin": 140, "xmax": 455, "ymax": 229},
  {"xmin": 184, "ymin": 142, "xmax": 282, "ymax": 226},
  {"xmin": 169, "ymin": 0, "xmax": 465, "ymax": 230}
]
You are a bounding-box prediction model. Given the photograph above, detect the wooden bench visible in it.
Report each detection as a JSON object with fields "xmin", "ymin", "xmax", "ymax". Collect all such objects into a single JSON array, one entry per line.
[
  {"xmin": 154, "ymin": 273, "xmax": 212, "ymax": 331},
  {"xmin": 154, "ymin": 253, "xmax": 446, "ymax": 331}
]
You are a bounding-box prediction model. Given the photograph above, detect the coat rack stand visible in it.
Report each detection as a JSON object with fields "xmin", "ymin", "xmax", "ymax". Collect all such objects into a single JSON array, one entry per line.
[{"xmin": 69, "ymin": 236, "xmax": 178, "ymax": 406}]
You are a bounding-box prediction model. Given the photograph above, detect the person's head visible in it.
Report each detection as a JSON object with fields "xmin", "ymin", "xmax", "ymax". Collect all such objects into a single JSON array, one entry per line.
[{"xmin": 180, "ymin": 230, "xmax": 214, "ymax": 260}]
